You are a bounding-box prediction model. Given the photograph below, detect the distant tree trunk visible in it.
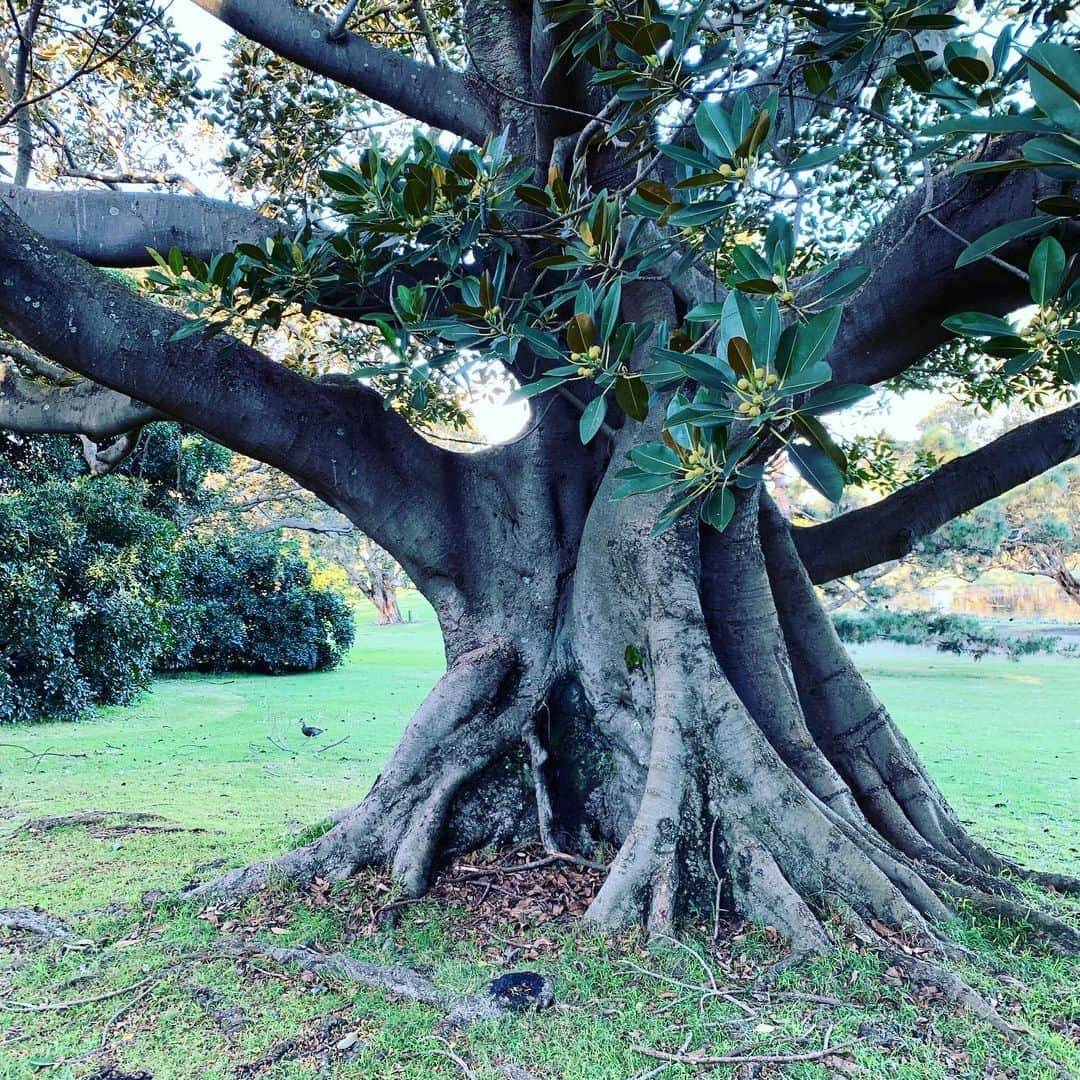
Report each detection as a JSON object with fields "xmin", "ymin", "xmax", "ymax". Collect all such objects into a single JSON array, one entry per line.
[
  {"xmin": 369, "ymin": 568, "xmax": 404, "ymax": 625},
  {"xmin": 346, "ymin": 550, "xmax": 404, "ymax": 625}
]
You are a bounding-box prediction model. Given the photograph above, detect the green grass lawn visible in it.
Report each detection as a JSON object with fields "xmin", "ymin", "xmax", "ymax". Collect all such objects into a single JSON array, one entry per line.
[{"xmin": 1, "ymin": 598, "xmax": 1077, "ymax": 1078}]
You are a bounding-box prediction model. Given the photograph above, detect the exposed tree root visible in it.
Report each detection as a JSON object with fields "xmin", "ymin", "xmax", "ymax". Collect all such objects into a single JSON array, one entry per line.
[
  {"xmin": 935, "ymin": 880, "xmax": 1080, "ymax": 953},
  {"xmin": 217, "ymin": 938, "xmax": 554, "ymax": 1031},
  {"xmin": 0, "ymin": 907, "xmax": 72, "ymax": 941},
  {"xmin": 7, "ymin": 810, "xmax": 170, "ymax": 837},
  {"xmin": 185, "ymin": 642, "xmax": 535, "ymax": 906},
  {"xmin": 0, "ymin": 971, "xmax": 165, "ymax": 1013},
  {"xmin": 216, "ymin": 938, "xmax": 446, "ymax": 1006}
]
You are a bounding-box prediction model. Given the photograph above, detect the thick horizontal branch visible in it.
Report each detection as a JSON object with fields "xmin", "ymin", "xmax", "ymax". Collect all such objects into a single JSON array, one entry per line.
[
  {"xmin": 191, "ymin": 0, "xmax": 494, "ymax": 143},
  {"xmin": 826, "ymin": 145, "xmax": 1072, "ymax": 388},
  {"xmin": 0, "ymin": 200, "xmax": 465, "ymax": 589},
  {"xmin": 0, "ymin": 187, "xmax": 427, "ymax": 329},
  {"xmin": 0, "ymin": 185, "xmax": 277, "ymax": 267},
  {"xmin": 792, "ymin": 404, "xmax": 1080, "ymax": 583},
  {"xmin": 0, "ymin": 344, "xmax": 162, "ymax": 438}
]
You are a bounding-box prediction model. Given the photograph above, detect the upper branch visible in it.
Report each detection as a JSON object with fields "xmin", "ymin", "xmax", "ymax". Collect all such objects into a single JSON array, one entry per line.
[
  {"xmin": 190, "ymin": 0, "xmax": 495, "ymax": 143},
  {"xmin": 0, "ymin": 184, "xmax": 277, "ymax": 267},
  {"xmin": 824, "ymin": 148, "xmax": 1071, "ymax": 388},
  {"xmin": 792, "ymin": 403, "xmax": 1080, "ymax": 583},
  {"xmin": 0, "ymin": 198, "xmax": 464, "ymax": 587}
]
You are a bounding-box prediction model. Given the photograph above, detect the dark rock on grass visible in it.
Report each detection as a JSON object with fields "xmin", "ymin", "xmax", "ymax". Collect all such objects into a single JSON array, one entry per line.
[{"xmin": 488, "ymin": 972, "xmax": 555, "ymax": 1013}]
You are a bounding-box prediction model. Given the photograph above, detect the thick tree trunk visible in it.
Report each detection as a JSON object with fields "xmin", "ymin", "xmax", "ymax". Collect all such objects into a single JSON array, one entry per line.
[{"xmin": 187, "ymin": 431, "xmax": 1080, "ymax": 964}]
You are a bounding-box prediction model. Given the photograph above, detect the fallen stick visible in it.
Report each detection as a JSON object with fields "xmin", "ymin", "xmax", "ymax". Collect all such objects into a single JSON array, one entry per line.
[
  {"xmin": 1, "ymin": 971, "xmax": 163, "ymax": 1013},
  {"xmin": 315, "ymin": 735, "xmax": 351, "ymax": 754},
  {"xmin": 630, "ymin": 1044, "xmax": 849, "ymax": 1066}
]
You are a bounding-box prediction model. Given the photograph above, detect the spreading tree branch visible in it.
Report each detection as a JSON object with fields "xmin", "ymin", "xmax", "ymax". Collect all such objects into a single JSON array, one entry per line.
[
  {"xmin": 253, "ymin": 515, "xmax": 354, "ymax": 535},
  {"xmin": 0, "ymin": 199, "xmax": 465, "ymax": 588},
  {"xmin": 824, "ymin": 147, "xmax": 1074, "ymax": 388},
  {"xmin": 190, "ymin": 0, "xmax": 494, "ymax": 142},
  {"xmin": 0, "ymin": 184, "xmax": 277, "ymax": 266},
  {"xmin": 792, "ymin": 404, "xmax": 1080, "ymax": 583}
]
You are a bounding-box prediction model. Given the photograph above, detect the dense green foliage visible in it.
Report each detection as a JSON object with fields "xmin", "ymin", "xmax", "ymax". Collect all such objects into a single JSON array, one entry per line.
[
  {"xmin": 147, "ymin": 32, "xmax": 1079, "ymax": 534},
  {"xmin": 0, "ymin": 475, "xmax": 177, "ymax": 724},
  {"xmin": 0, "ymin": 428, "xmax": 354, "ymax": 722},
  {"xmin": 832, "ymin": 607, "xmax": 1064, "ymax": 659},
  {"xmin": 158, "ymin": 532, "xmax": 355, "ymax": 675}
]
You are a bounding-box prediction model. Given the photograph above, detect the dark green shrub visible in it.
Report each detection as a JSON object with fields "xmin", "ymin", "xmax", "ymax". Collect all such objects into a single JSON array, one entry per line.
[
  {"xmin": 0, "ymin": 477, "xmax": 178, "ymax": 723},
  {"xmin": 158, "ymin": 532, "xmax": 355, "ymax": 675}
]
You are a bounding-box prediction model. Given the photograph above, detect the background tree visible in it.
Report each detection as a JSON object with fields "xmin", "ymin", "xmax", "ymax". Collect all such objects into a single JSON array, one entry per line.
[
  {"xmin": 826, "ymin": 403, "xmax": 1080, "ymax": 611},
  {"xmin": 908, "ymin": 408, "xmax": 1080, "ymax": 607},
  {"xmin": 0, "ymin": 0, "xmax": 1078, "ymax": 997}
]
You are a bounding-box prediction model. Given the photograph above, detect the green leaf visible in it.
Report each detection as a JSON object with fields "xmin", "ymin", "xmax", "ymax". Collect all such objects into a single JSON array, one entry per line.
[
  {"xmin": 788, "ymin": 440, "xmax": 844, "ymax": 502},
  {"xmin": 631, "ymin": 443, "xmax": 682, "ymax": 474},
  {"xmin": 579, "ymin": 395, "xmax": 608, "ymax": 443},
  {"xmin": 792, "ymin": 413, "xmax": 846, "ymax": 471},
  {"xmin": 1037, "ymin": 195, "xmax": 1080, "ymax": 216},
  {"xmin": 955, "ymin": 216, "xmax": 1054, "ymax": 268},
  {"xmin": 944, "ymin": 41, "xmax": 994, "ymax": 85},
  {"xmin": 616, "ymin": 375, "xmax": 650, "ymax": 421},
  {"xmin": 812, "ymin": 265, "xmax": 869, "ymax": 306},
  {"xmin": 799, "ymin": 384, "xmax": 873, "ymax": 415},
  {"xmin": 567, "ymin": 313, "xmax": 596, "ymax": 353},
  {"xmin": 788, "ymin": 146, "xmax": 844, "ymax": 172},
  {"xmin": 694, "ymin": 100, "xmax": 738, "ymax": 160},
  {"xmin": 732, "ymin": 245, "xmax": 774, "ymax": 282},
  {"xmin": 169, "ymin": 318, "xmax": 207, "ymax": 342},
  {"xmin": 1026, "ymin": 43, "xmax": 1080, "ymax": 127},
  {"xmin": 923, "ymin": 114, "xmax": 1051, "ymax": 137},
  {"xmin": 684, "ymin": 302, "xmax": 727, "ymax": 322},
  {"xmin": 1022, "ymin": 136, "xmax": 1080, "ymax": 174},
  {"xmin": 748, "ymin": 298, "xmax": 781, "ymax": 369},
  {"xmin": 614, "ymin": 472, "xmax": 676, "ymax": 498},
  {"xmin": 764, "ymin": 215, "xmax": 795, "ymax": 275},
  {"xmin": 734, "ymin": 278, "xmax": 780, "ymax": 295},
  {"xmin": 700, "ymin": 486, "xmax": 735, "ymax": 532},
  {"xmin": 983, "ymin": 335, "xmax": 1032, "ymax": 359},
  {"xmin": 790, "ymin": 307, "xmax": 842, "ymax": 374},
  {"xmin": 803, "ymin": 60, "xmax": 832, "ymax": 95},
  {"xmin": 942, "ymin": 312, "xmax": 1017, "ymax": 338},
  {"xmin": 1002, "ymin": 351, "xmax": 1041, "ymax": 374},
  {"xmin": 506, "ymin": 375, "xmax": 566, "ymax": 401},
  {"xmin": 666, "ymin": 200, "xmax": 731, "ymax": 227},
  {"xmin": 659, "ymin": 144, "xmax": 714, "ymax": 170},
  {"xmin": 1029, "ymin": 236, "xmax": 1066, "ymax": 305},
  {"xmin": 651, "ymin": 486, "xmax": 701, "ymax": 537},
  {"xmin": 1058, "ymin": 347, "xmax": 1080, "ymax": 384},
  {"xmin": 779, "ymin": 360, "xmax": 832, "ymax": 396}
]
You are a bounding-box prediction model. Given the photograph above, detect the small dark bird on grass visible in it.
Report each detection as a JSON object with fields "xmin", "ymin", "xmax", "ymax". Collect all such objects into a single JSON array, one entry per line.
[{"xmin": 299, "ymin": 720, "xmax": 324, "ymax": 737}]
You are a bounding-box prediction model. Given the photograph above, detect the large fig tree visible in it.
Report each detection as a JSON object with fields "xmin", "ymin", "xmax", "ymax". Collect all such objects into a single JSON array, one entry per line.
[{"xmin": 0, "ymin": 0, "xmax": 1078, "ymax": 958}]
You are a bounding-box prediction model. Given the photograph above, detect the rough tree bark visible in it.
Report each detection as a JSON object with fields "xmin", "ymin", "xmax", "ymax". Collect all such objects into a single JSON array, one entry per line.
[{"xmin": 0, "ymin": 0, "xmax": 1077, "ymax": 975}]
